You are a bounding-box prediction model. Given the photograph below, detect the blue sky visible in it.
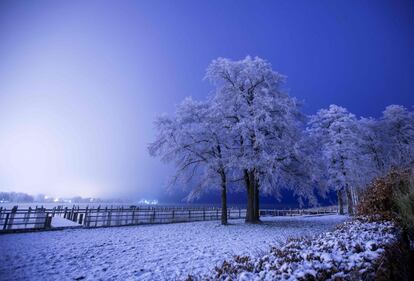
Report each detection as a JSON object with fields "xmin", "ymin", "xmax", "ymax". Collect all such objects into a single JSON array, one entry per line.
[{"xmin": 0, "ymin": 0, "xmax": 413, "ymax": 202}]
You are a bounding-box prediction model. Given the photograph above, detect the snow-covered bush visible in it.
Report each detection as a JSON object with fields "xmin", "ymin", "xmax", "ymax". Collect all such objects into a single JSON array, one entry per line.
[{"xmin": 207, "ymin": 218, "xmax": 401, "ymax": 281}]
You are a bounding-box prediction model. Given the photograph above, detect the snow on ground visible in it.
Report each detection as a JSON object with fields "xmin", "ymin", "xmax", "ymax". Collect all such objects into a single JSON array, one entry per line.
[
  {"xmin": 51, "ymin": 217, "xmax": 81, "ymax": 228},
  {"xmin": 0, "ymin": 215, "xmax": 346, "ymax": 281}
]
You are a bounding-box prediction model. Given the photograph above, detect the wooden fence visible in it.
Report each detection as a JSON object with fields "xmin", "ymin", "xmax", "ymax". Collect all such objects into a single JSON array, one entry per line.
[
  {"xmin": 0, "ymin": 206, "xmax": 52, "ymax": 233},
  {"xmin": 0, "ymin": 205, "xmax": 246, "ymax": 233},
  {"xmin": 59, "ymin": 206, "xmax": 246, "ymax": 228},
  {"xmin": 0, "ymin": 205, "xmax": 338, "ymax": 233},
  {"xmin": 260, "ymin": 206, "xmax": 337, "ymax": 217}
]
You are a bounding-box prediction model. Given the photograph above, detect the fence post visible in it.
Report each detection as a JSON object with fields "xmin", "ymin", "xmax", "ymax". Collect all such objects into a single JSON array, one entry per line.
[
  {"xmin": 70, "ymin": 206, "xmax": 74, "ymax": 220},
  {"xmin": 79, "ymin": 213, "xmax": 84, "ymax": 225},
  {"xmin": 76, "ymin": 206, "xmax": 80, "ymax": 221},
  {"xmin": 132, "ymin": 208, "xmax": 136, "ymax": 225},
  {"xmin": 152, "ymin": 209, "xmax": 156, "ymax": 223},
  {"xmin": 25, "ymin": 207, "xmax": 32, "ymax": 227},
  {"xmin": 107, "ymin": 208, "xmax": 112, "ymax": 227},
  {"xmin": 95, "ymin": 206, "xmax": 100, "ymax": 227},
  {"xmin": 3, "ymin": 213, "xmax": 9, "ymax": 230},
  {"xmin": 84, "ymin": 207, "xmax": 89, "ymax": 227},
  {"xmin": 203, "ymin": 209, "xmax": 205, "ymax": 221},
  {"xmin": 172, "ymin": 210, "xmax": 175, "ymax": 222},
  {"xmin": 7, "ymin": 206, "xmax": 18, "ymax": 230}
]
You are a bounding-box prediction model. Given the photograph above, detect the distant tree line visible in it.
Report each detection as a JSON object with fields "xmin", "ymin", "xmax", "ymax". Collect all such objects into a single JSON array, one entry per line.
[
  {"xmin": 0, "ymin": 192, "xmax": 34, "ymax": 203},
  {"xmin": 0, "ymin": 192, "xmax": 129, "ymax": 204},
  {"xmin": 149, "ymin": 56, "xmax": 414, "ymax": 224}
]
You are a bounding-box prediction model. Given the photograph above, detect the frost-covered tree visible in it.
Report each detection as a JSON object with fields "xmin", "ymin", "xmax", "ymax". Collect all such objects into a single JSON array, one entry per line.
[
  {"xmin": 206, "ymin": 56, "xmax": 310, "ymax": 222},
  {"xmin": 291, "ymin": 128, "xmax": 330, "ymax": 204},
  {"xmin": 308, "ymin": 105, "xmax": 362, "ymax": 215},
  {"xmin": 381, "ymin": 105, "xmax": 414, "ymax": 169},
  {"xmin": 358, "ymin": 117, "xmax": 389, "ymax": 178},
  {"xmin": 148, "ymin": 97, "xmax": 232, "ymax": 225}
]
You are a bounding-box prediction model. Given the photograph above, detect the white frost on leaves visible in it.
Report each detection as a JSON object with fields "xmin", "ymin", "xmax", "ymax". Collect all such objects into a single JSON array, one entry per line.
[
  {"xmin": 149, "ymin": 56, "xmax": 327, "ymax": 204},
  {"xmin": 211, "ymin": 218, "xmax": 397, "ymax": 281}
]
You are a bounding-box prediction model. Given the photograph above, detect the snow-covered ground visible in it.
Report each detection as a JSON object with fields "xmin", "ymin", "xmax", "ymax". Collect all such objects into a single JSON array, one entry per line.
[
  {"xmin": 51, "ymin": 216, "xmax": 81, "ymax": 228},
  {"xmin": 0, "ymin": 215, "xmax": 346, "ymax": 281}
]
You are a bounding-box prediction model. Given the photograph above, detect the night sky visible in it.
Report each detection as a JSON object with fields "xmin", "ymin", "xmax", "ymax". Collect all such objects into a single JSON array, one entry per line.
[{"xmin": 0, "ymin": 0, "xmax": 413, "ymax": 204}]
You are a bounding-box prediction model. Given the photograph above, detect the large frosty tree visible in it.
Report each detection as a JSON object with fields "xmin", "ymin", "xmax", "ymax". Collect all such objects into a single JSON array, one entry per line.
[
  {"xmin": 205, "ymin": 56, "xmax": 310, "ymax": 222},
  {"xmin": 148, "ymin": 97, "xmax": 232, "ymax": 225},
  {"xmin": 308, "ymin": 105, "xmax": 362, "ymax": 215}
]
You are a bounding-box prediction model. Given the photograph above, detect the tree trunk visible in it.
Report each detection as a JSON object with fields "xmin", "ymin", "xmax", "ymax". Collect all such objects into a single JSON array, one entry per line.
[
  {"xmin": 345, "ymin": 185, "xmax": 354, "ymax": 215},
  {"xmin": 254, "ymin": 177, "xmax": 260, "ymax": 221},
  {"xmin": 337, "ymin": 189, "xmax": 344, "ymax": 215},
  {"xmin": 220, "ymin": 169, "xmax": 228, "ymax": 225},
  {"xmin": 244, "ymin": 170, "xmax": 254, "ymax": 223},
  {"xmin": 245, "ymin": 170, "xmax": 259, "ymax": 223}
]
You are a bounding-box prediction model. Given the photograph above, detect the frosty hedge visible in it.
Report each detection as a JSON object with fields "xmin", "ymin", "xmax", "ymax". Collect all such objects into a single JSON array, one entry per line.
[{"xmin": 197, "ymin": 217, "xmax": 410, "ymax": 281}]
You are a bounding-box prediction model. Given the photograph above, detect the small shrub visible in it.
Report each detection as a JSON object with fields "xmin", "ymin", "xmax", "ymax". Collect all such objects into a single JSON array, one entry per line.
[
  {"xmin": 357, "ymin": 167, "xmax": 414, "ymax": 243},
  {"xmin": 356, "ymin": 168, "xmax": 412, "ymax": 221},
  {"xmin": 213, "ymin": 255, "xmax": 254, "ymax": 279}
]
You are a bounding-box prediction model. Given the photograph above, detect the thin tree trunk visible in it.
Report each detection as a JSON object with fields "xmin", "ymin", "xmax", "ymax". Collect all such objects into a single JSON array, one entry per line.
[
  {"xmin": 345, "ymin": 185, "xmax": 354, "ymax": 215},
  {"xmin": 254, "ymin": 178, "xmax": 260, "ymax": 221},
  {"xmin": 220, "ymin": 169, "xmax": 228, "ymax": 225},
  {"xmin": 337, "ymin": 189, "xmax": 344, "ymax": 215}
]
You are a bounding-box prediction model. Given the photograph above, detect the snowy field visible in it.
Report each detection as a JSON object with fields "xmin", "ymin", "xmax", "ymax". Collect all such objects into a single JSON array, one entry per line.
[{"xmin": 0, "ymin": 215, "xmax": 346, "ymax": 281}]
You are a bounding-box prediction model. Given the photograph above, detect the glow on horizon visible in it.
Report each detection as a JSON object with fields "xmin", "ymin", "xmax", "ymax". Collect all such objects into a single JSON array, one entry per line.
[
  {"xmin": 0, "ymin": 1, "xmax": 413, "ymax": 202},
  {"xmin": 0, "ymin": 1, "xmax": 174, "ymax": 199}
]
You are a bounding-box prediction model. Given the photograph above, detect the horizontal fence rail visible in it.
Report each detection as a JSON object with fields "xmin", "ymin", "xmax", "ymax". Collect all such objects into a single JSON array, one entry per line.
[{"xmin": 0, "ymin": 205, "xmax": 338, "ymax": 233}]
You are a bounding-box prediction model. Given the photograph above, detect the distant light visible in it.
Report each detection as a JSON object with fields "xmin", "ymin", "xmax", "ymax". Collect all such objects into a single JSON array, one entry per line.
[{"xmin": 138, "ymin": 199, "xmax": 158, "ymax": 205}]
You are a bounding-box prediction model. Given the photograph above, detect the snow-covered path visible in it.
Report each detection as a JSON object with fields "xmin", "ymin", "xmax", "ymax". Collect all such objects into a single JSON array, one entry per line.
[{"xmin": 0, "ymin": 215, "xmax": 346, "ymax": 281}]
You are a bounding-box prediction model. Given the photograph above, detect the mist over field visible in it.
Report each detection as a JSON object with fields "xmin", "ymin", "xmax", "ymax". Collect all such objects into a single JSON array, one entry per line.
[{"xmin": 1, "ymin": 0, "xmax": 413, "ymax": 204}]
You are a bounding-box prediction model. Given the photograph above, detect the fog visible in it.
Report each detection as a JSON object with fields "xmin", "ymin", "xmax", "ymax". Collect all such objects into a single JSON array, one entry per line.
[{"xmin": 0, "ymin": 0, "xmax": 413, "ymax": 202}]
